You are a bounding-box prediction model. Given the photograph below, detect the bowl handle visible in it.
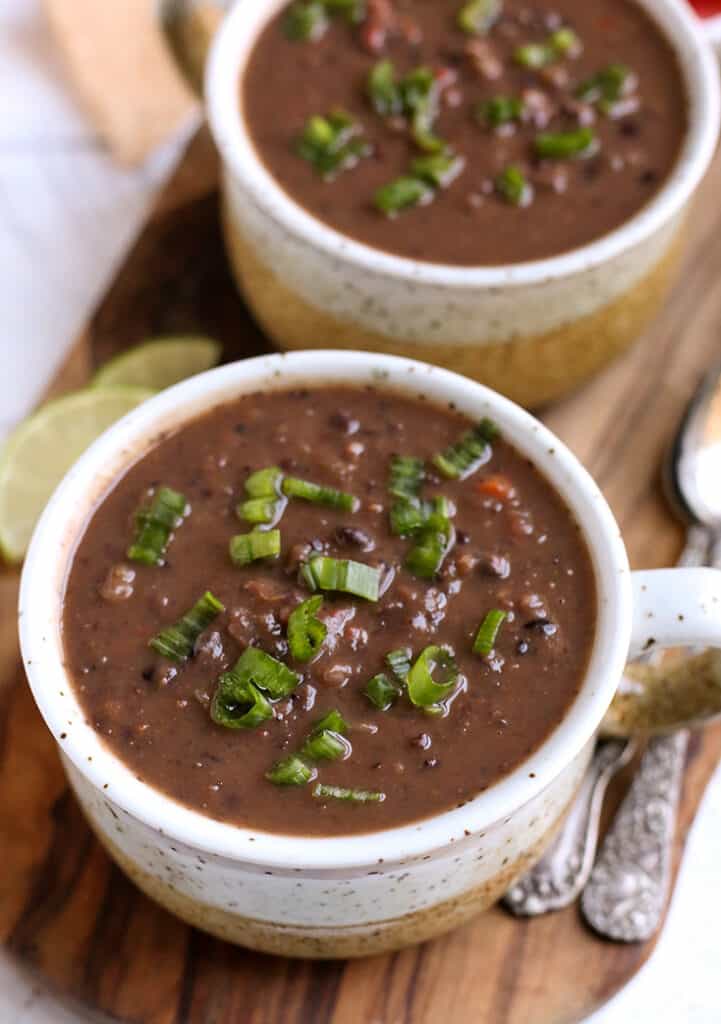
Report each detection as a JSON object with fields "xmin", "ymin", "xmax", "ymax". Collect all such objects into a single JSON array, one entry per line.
[{"xmin": 601, "ymin": 568, "xmax": 721, "ymax": 736}]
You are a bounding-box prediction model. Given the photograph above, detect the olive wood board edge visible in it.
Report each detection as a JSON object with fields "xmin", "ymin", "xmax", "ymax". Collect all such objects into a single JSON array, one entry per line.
[{"xmin": 1, "ymin": 127, "xmax": 720, "ymax": 1024}]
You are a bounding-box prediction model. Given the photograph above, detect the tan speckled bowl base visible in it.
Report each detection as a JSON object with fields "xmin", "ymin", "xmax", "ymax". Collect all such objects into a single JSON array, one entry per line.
[
  {"xmin": 92, "ymin": 802, "xmax": 570, "ymax": 959},
  {"xmin": 222, "ymin": 214, "xmax": 683, "ymax": 409}
]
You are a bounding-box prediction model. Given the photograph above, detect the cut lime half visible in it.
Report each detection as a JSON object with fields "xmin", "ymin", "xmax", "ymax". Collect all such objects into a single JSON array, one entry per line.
[
  {"xmin": 92, "ymin": 336, "xmax": 222, "ymax": 391},
  {"xmin": 0, "ymin": 387, "xmax": 153, "ymax": 564}
]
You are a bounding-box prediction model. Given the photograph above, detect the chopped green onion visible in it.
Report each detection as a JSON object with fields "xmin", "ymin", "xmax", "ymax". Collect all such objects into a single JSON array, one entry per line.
[
  {"xmin": 302, "ymin": 556, "xmax": 381, "ymax": 601},
  {"xmin": 534, "ymin": 128, "xmax": 597, "ymax": 159},
  {"xmin": 375, "ymin": 175, "xmax": 433, "ymax": 215},
  {"xmin": 390, "ymin": 495, "xmax": 452, "ymax": 537},
  {"xmin": 312, "ymin": 709, "xmax": 349, "ymax": 735},
  {"xmin": 457, "ymin": 0, "xmax": 502, "ymax": 35},
  {"xmin": 433, "ymin": 418, "xmax": 499, "ymax": 479},
  {"xmin": 210, "ymin": 670, "xmax": 273, "ymax": 730},
  {"xmin": 300, "ymin": 709, "xmax": 350, "ymax": 760},
  {"xmin": 313, "ymin": 783, "xmax": 385, "ymax": 803},
  {"xmin": 405, "ymin": 521, "xmax": 454, "ymax": 579},
  {"xmin": 389, "ymin": 455, "xmax": 425, "ymax": 500},
  {"xmin": 150, "ymin": 591, "xmax": 224, "ymax": 662},
  {"xmin": 282, "ymin": 476, "xmax": 358, "ymax": 511},
  {"xmin": 324, "ymin": 0, "xmax": 366, "ymax": 19},
  {"xmin": 575, "ymin": 63, "xmax": 634, "ymax": 114},
  {"xmin": 478, "ymin": 95, "xmax": 524, "ymax": 127},
  {"xmin": 245, "ymin": 466, "xmax": 283, "ymax": 498},
  {"xmin": 365, "ymin": 672, "xmax": 401, "ymax": 710},
  {"xmin": 266, "ymin": 755, "xmax": 316, "ymax": 786},
  {"xmin": 400, "ymin": 66, "xmax": 445, "ymax": 153},
  {"xmin": 411, "ymin": 151, "xmax": 465, "ymax": 188},
  {"xmin": 473, "ymin": 609, "xmax": 508, "ymax": 656},
  {"xmin": 407, "ymin": 645, "xmax": 458, "ymax": 707},
  {"xmin": 386, "ymin": 647, "xmax": 412, "ymax": 681},
  {"xmin": 368, "ymin": 59, "xmax": 403, "ymax": 116},
  {"xmin": 127, "ymin": 486, "xmax": 187, "ymax": 566},
  {"xmin": 229, "ymin": 529, "xmax": 281, "ymax": 567},
  {"xmin": 496, "ymin": 165, "xmax": 533, "ymax": 207},
  {"xmin": 237, "ymin": 465, "xmax": 286, "ymax": 526},
  {"xmin": 229, "ymin": 646, "xmax": 300, "ymax": 700},
  {"xmin": 515, "ymin": 27, "xmax": 581, "ymax": 69},
  {"xmin": 284, "ymin": 0, "xmax": 329, "ymax": 40},
  {"xmin": 287, "ymin": 596, "xmax": 327, "ymax": 662},
  {"xmin": 297, "ymin": 109, "xmax": 371, "ymax": 179}
]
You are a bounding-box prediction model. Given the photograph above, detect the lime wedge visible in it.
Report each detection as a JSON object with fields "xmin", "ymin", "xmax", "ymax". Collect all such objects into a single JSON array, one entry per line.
[
  {"xmin": 92, "ymin": 337, "xmax": 221, "ymax": 391},
  {"xmin": 0, "ymin": 387, "xmax": 153, "ymax": 564}
]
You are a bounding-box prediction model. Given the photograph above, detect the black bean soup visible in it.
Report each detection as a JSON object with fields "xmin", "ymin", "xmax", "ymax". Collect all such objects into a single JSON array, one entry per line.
[
  {"xmin": 242, "ymin": 0, "xmax": 686, "ymax": 265},
  {"xmin": 62, "ymin": 387, "xmax": 596, "ymax": 837}
]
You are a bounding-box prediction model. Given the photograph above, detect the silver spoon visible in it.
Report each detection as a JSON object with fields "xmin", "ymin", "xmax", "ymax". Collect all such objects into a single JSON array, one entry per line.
[
  {"xmin": 582, "ymin": 360, "xmax": 721, "ymax": 942},
  {"xmin": 506, "ymin": 360, "xmax": 721, "ymax": 921}
]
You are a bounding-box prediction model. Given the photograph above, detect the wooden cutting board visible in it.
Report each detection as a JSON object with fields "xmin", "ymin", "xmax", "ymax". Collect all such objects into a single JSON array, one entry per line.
[{"xmin": 1, "ymin": 127, "xmax": 720, "ymax": 1024}]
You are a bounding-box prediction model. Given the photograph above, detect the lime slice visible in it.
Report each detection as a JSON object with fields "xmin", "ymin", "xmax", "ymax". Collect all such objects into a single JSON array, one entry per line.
[
  {"xmin": 0, "ymin": 387, "xmax": 153, "ymax": 564},
  {"xmin": 92, "ymin": 336, "xmax": 221, "ymax": 391}
]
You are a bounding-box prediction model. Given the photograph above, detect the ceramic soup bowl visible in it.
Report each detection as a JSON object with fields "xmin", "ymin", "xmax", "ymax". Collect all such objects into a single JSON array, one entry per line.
[
  {"xmin": 201, "ymin": 0, "xmax": 720, "ymax": 408},
  {"xmin": 19, "ymin": 351, "xmax": 721, "ymax": 958}
]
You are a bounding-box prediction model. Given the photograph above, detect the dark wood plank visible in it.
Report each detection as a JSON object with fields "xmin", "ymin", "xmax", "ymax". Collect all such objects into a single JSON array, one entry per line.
[{"xmin": 1, "ymin": 125, "xmax": 720, "ymax": 1023}]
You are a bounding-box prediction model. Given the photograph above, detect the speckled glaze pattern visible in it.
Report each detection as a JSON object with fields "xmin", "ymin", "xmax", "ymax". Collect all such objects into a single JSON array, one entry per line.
[
  {"xmin": 63, "ymin": 746, "xmax": 590, "ymax": 958},
  {"xmin": 20, "ymin": 352, "xmax": 721, "ymax": 960},
  {"xmin": 205, "ymin": 0, "xmax": 719, "ymax": 408},
  {"xmin": 222, "ymin": 199, "xmax": 683, "ymax": 407}
]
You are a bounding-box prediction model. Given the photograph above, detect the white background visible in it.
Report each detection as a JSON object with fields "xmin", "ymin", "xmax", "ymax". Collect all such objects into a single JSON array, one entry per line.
[{"xmin": 1, "ymin": 2, "xmax": 719, "ymax": 1020}]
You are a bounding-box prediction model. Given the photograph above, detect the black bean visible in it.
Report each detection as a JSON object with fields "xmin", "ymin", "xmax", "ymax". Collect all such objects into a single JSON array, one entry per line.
[
  {"xmin": 478, "ymin": 553, "xmax": 511, "ymax": 579},
  {"xmin": 329, "ymin": 411, "xmax": 360, "ymax": 435},
  {"xmin": 334, "ymin": 525, "xmax": 375, "ymax": 551},
  {"xmin": 639, "ymin": 169, "xmax": 658, "ymax": 186},
  {"xmin": 141, "ymin": 666, "xmax": 155, "ymax": 682},
  {"xmin": 424, "ymin": 758, "xmax": 439, "ymax": 769},
  {"xmin": 516, "ymin": 640, "xmax": 530, "ymax": 655},
  {"xmin": 410, "ymin": 733, "xmax": 432, "ymax": 750},
  {"xmin": 618, "ymin": 119, "xmax": 640, "ymax": 137}
]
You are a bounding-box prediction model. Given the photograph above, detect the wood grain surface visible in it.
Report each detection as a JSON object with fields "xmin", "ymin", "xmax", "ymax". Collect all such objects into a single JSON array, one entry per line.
[{"xmin": 1, "ymin": 127, "xmax": 720, "ymax": 1024}]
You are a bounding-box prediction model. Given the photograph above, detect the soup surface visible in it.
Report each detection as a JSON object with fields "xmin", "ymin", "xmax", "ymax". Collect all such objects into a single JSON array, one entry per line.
[
  {"xmin": 63, "ymin": 387, "xmax": 596, "ymax": 836},
  {"xmin": 243, "ymin": 0, "xmax": 686, "ymax": 265}
]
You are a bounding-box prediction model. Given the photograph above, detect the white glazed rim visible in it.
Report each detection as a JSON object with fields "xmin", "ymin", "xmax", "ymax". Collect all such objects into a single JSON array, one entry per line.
[
  {"xmin": 206, "ymin": 0, "xmax": 720, "ymax": 290},
  {"xmin": 19, "ymin": 351, "xmax": 632, "ymax": 870}
]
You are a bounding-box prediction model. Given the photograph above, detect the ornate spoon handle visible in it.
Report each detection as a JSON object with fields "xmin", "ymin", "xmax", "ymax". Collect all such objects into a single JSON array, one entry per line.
[
  {"xmin": 580, "ymin": 731, "xmax": 688, "ymax": 941},
  {"xmin": 503, "ymin": 739, "xmax": 635, "ymax": 916},
  {"xmin": 581, "ymin": 524, "xmax": 711, "ymax": 942}
]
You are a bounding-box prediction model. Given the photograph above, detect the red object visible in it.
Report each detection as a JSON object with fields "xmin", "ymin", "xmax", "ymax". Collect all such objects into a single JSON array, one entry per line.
[{"xmin": 690, "ymin": 0, "xmax": 721, "ymax": 17}]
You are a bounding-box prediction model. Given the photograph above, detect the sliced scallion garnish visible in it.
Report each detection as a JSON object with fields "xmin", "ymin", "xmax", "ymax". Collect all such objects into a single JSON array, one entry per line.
[
  {"xmin": 127, "ymin": 486, "xmax": 187, "ymax": 566},
  {"xmin": 302, "ymin": 556, "xmax": 381, "ymax": 601},
  {"xmin": 375, "ymin": 175, "xmax": 433, "ymax": 215},
  {"xmin": 266, "ymin": 755, "xmax": 316, "ymax": 786},
  {"xmin": 313, "ymin": 783, "xmax": 385, "ymax": 803},
  {"xmin": 365, "ymin": 672, "xmax": 402, "ymax": 710},
  {"xmin": 433, "ymin": 418, "xmax": 499, "ymax": 479},
  {"xmin": 473, "ymin": 609, "xmax": 508, "ymax": 656},
  {"xmin": 386, "ymin": 647, "xmax": 412, "ymax": 681},
  {"xmin": 389, "ymin": 455, "xmax": 425, "ymax": 500},
  {"xmin": 457, "ymin": 0, "xmax": 502, "ymax": 35},
  {"xmin": 149, "ymin": 591, "xmax": 224, "ymax": 662},
  {"xmin": 575, "ymin": 63, "xmax": 635, "ymax": 114},
  {"xmin": 410, "ymin": 151, "xmax": 465, "ymax": 188},
  {"xmin": 210, "ymin": 668, "xmax": 273, "ymax": 730},
  {"xmin": 478, "ymin": 95, "xmax": 524, "ymax": 127},
  {"xmin": 496, "ymin": 165, "xmax": 533, "ymax": 207},
  {"xmin": 284, "ymin": 0, "xmax": 329, "ymax": 40},
  {"xmin": 229, "ymin": 646, "xmax": 301, "ymax": 700},
  {"xmin": 287, "ymin": 595, "xmax": 327, "ymax": 662},
  {"xmin": 407, "ymin": 645, "xmax": 458, "ymax": 708},
  {"xmin": 404, "ymin": 519, "xmax": 454, "ymax": 579},
  {"xmin": 237, "ymin": 465, "xmax": 286, "ymax": 527},
  {"xmin": 400, "ymin": 66, "xmax": 445, "ymax": 153},
  {"xmin": 282, "ymin": 476, "xmax": 358, "ymax": 511},
  {"xmin": 300, "ymin": 708, "xmax": 350, "ymax": 760},
  {"xmin": 534, "ymin": 128, "xmax": 597, "ymax": 160},
  {"xmin": 296, "ymin": 109, "xmax": 371, "ymax": 179},
  {"xmin": 368, "ymin": 59, "xmax": 403, "ymax": 116},
  {"xmin": 515, "ymin": 27, "xmax": 581, "ymax": 69},
  {"xmin": 229, "ymin": 529, "xmax": 281, "ymax": 567}
]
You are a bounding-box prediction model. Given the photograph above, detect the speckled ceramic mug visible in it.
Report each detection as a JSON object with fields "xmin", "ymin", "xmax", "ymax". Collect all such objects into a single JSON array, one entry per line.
[
  {"xmin": 19, "ymin": 351, "xmax": 721, "ymax": 957},
  {"xmin": 202, "ymin": 0, "xmax": 719, "ymax": 408}
]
